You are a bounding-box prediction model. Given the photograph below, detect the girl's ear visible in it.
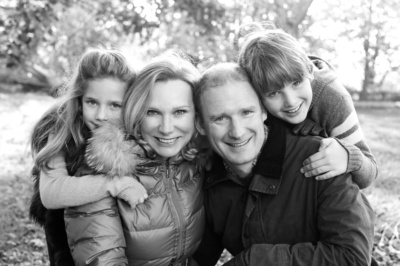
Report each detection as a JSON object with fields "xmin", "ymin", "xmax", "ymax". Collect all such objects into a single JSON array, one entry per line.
[{"xmin": 195, "ymin": 115, "xmax": 206, "ymax": 136}]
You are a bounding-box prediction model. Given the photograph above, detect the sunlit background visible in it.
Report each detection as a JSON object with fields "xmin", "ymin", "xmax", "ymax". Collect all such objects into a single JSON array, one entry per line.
[{"xmin": 0, "ymin": 0, "xmax": 399, "ymax": 265}]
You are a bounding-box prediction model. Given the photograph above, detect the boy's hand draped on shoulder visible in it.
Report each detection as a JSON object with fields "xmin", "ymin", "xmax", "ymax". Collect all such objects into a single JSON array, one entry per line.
[
  {"xmin": 86, "ymin": 119, "xmax": 149, "ymax": 208},
  {"xmin": 301, "ymin": 138, "xmax": 349, "ymax": 180}
]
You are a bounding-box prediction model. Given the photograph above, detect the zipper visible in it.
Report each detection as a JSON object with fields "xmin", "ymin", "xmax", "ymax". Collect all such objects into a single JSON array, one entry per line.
[{"xmin": 164, "ymin": 160, "xmax": 185, "ymax": 262}]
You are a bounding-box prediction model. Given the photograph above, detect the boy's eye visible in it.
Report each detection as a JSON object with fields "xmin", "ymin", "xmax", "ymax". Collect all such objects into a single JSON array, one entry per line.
[
  {"xmin": 293, "ymin": 79, "xmax": 303, "ymax": 86},
  {"xmin": 268, "ymin": 91, "xmax": 280, "ymax": 97}
]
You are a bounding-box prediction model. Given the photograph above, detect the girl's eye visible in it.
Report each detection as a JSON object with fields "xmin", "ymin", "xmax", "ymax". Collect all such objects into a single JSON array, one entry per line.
[
  {"xmin": 86, "ymin": 100, "xmax": 97, "ymax": 106},
  {"xmin": 111, "ymin": 103, "xmax": 122, "ymax": 109}
]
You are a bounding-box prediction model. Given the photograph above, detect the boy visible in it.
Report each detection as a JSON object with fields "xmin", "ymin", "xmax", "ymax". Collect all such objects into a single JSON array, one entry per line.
[{"xmin": 237, "ymin": 22, "xmax": 377, "ymax": 189}]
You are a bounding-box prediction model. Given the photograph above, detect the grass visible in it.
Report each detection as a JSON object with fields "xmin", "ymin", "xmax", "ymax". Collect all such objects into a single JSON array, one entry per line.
[{"xmin": 0, "ymin": 92, "xmax": 399, "ymax": 265}]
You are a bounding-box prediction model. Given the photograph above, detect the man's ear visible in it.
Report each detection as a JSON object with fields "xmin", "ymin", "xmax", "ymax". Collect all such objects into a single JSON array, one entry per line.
[
  {"xmin": 262, "ymin": 110, "xmax": 268, "ymax": 122},
  {"xmin": 195, "ymin": 115, "xmax": 207, "ymax": 136}
]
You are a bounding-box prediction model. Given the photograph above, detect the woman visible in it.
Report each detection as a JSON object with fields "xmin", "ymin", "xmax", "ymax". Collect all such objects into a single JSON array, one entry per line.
[{"xmin": 38, "ymin": 51, "xmax": 205, "ymax": 265}]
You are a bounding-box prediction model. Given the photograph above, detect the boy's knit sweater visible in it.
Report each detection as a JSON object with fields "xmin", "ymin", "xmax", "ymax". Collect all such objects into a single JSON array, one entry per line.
[{"xmin": 295, "ymin": 56, "xmax": 378, "ymax": 189}]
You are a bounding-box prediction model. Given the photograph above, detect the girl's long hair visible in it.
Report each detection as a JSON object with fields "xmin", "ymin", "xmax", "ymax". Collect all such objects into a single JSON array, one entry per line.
[
  {"xmin": 123, "ymin": 50, "xmax": 201, "ymax": 162},
  {"xmin": 31, "ymin": 47, "xmax": 135, "ymax": 172}
]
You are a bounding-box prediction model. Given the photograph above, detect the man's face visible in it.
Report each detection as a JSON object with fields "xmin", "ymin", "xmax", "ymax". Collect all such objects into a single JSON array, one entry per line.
[{"xmin": 197, "ymin": 81, "xmax": 267, "ymax": 176}]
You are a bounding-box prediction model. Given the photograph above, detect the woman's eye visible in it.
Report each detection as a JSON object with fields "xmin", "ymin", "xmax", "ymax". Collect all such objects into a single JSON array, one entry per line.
[
  {"xmin": 147, "ymin": 110, "xmax": 158, "ymax": 116},
  {"xmin": 175, "ymin": 110, "xmax": 187, "ymax": 115}
]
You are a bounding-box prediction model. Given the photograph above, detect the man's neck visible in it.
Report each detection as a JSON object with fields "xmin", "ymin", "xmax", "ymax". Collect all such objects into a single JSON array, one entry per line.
[{"xmin": 224, "ymin": 161, "xmax": 254, "ymax": 178}]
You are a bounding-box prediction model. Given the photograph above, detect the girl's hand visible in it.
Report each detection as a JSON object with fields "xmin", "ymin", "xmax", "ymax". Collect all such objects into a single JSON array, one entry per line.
[
  {"xmin": 301, "ymin": 138, "xmax": 348, "ymax": 180},
  {"xmin": 111, "ymin": 175, "xmax": 148, "ymax": 208}
]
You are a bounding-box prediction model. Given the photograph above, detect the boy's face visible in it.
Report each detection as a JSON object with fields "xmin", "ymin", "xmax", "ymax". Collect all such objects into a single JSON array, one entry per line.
[{"xmin": 261, "ymin": 78, "xmax": 312, "ymax": 125}]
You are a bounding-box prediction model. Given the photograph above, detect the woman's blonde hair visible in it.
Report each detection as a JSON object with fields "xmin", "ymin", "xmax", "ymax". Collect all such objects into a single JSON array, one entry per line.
[
  {"xmin": 123, "ymin": 50, "xmax": 200, "ymax": 161},
  {"xmin": 31, "ymin": 47, "xmax": 135, "ymax": 172},
  {"xmin": 237, "ymin": 21, "xmax": 313, "ymax": 97}
]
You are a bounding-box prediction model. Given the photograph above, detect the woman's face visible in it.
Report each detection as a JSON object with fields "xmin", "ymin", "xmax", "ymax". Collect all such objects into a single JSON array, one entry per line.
[{"xmin": 140, "ymin": 79, "xmax": 195, "ymax": 159}]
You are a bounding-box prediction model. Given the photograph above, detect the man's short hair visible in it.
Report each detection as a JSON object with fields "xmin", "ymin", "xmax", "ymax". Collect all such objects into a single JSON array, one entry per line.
[{"xmin": 195, "ymin": 62, "xmax": 251, "ymax": 120}]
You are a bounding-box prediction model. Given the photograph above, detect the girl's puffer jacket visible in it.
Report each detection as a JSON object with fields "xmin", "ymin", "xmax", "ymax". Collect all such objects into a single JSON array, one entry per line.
[{"xmin": 64, "ymin": 121, "xmax": 205, "ymax": 266}]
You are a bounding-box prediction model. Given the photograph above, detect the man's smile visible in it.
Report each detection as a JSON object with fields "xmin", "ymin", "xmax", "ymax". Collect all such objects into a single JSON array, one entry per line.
[{"xmin": 226, "ymin": 137, "xmax": 251, "ymax": 148}]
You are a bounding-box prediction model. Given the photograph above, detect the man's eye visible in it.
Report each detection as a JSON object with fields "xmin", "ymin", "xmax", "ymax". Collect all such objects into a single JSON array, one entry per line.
[
  {"xmin": 214, "ymin": 116, "xmax": 227, "ymax": 122},
  {"xmin": 243, "ymin": 110, "xmax": 254, "ymax": 116}
]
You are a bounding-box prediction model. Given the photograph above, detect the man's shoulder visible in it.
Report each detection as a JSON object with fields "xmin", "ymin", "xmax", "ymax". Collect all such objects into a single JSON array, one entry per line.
[{"xmin": 286, "ymin": 128, "xmax": 322, "ymax": 154}]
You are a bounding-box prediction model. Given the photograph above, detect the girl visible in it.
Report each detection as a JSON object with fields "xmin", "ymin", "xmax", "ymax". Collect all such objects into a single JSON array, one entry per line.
[
  {"xmin": 30, "ymin": 48, "xmax": 148, "ymax": 265},
  {"xmin": 237, "ymin": 22, "xmax": 378, "ymax": 189},
  {"xmin": 38, "ymin": 51, "xmax": 206, "ymax": 266}
]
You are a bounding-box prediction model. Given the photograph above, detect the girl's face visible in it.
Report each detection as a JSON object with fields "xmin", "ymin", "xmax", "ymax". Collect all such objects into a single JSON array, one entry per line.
[
  {"xmin": 140, "ymin": 79, "xmax": 195, "ymax": 160},
  {"xmin": 82, "ymin": 78, "xmax": 126, "ymax": 131}
]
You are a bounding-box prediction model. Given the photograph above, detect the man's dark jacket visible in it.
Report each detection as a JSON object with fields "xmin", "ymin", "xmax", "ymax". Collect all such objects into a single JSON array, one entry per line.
[{"xmin": 193, "ymin": 117, "xmax": 376, "ymax": 266}]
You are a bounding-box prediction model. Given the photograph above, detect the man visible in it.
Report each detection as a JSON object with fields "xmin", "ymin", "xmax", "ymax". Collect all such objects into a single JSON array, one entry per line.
[{"xmin": 192, "ymin": 63, "xmax": 376, "ymax": 266}]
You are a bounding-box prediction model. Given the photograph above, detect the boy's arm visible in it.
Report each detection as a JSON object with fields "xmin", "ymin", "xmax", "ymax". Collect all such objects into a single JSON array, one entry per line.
[
  {"xmin": 336, "ymin": 138, "xmax": 377, "ymax": 189},
  {"xmin": 39, "ymin": 153, "xmax": 147, "ymax": 209},
  {"xmin": 326, "ymin": 95, "xmax": 378, "ymax": 189},
  {"xmin": 301, "ymin": 91, "xmax": 378, "ymax": 189}
]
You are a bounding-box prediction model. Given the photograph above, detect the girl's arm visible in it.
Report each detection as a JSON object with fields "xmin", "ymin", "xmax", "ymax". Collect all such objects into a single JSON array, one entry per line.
[{"xmin": 39, "ymin": 153, "xmax": 147, "ymax": 209}]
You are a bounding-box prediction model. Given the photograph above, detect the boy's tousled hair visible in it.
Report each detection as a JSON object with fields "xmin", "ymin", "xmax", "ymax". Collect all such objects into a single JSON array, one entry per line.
[
  {"xmin": 195, "ymin": 62, "xmax": 250, "ymax": 120},
  {"xmin": 123, "ymin": 49, "xmax": 201, "ymax": 162},
  {"xmin": 31, "ymin": 47, "xmax": 135, "ymax": 172},
  {"xmin": 237, "ymin": 21, "xmax": 313, "ymax": 96}
]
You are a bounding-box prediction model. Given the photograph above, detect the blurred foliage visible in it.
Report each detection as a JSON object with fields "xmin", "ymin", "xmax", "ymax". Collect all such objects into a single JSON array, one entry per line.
[{"xmin": 0, "ymin": 0, "xmax": 399, "ymax": 96}]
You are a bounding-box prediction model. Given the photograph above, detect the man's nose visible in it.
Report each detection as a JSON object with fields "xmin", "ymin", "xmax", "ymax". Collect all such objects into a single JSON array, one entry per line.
[{"xmin": 228, "ymin": 118, "xmax": 245, "ymax": 139}]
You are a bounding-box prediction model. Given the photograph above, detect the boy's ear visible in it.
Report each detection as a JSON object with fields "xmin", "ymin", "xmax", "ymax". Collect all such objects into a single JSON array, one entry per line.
[{"xmin": 195, "ymin": 115, "xmax": 207, "ymax": 136}]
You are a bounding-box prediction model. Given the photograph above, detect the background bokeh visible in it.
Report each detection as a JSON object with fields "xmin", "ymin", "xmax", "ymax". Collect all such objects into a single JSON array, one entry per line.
[{"xmin": 0, "ymin": 0, "xmax": 399, "ymax": 265}]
